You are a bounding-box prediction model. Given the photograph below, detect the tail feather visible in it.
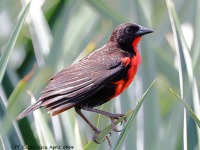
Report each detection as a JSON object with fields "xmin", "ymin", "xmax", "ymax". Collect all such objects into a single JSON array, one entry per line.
[{"xmin": 17, "ymin": 100, "xmax": 42, "ymax": 120}]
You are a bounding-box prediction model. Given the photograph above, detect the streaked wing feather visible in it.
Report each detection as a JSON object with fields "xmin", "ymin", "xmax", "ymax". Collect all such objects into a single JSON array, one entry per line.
[
  {"xmin": 42, "ymin": 81, "xmax": 94, "ymax": 106},
  {"xmin": 39, "ymin": 48, "xmax": 128, "ymax": 115}
]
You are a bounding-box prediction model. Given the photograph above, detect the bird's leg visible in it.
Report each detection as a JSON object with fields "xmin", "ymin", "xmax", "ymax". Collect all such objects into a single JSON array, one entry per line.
[
  {"xmin": 74, "ymin": 107, "xmax": 110, "ymax": 145},
  {"xmin": 81, "ymin": 107, "xmax": 126, "ymax": 132}
]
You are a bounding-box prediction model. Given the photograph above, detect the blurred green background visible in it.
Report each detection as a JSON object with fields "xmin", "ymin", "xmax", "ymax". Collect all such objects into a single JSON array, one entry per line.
[{"xmin": 0, "ymin": 0, "xmax": 200, "ymax": 150}]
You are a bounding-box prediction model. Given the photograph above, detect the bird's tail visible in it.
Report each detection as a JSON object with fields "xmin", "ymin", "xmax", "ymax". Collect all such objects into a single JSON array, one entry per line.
[{"xmin": 17, "ymin": 100, "xmax": 42, "ymax": 120}]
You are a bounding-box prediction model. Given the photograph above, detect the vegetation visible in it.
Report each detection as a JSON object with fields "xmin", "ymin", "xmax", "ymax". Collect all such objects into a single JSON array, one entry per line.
[{"xmin": 0, "ymin": 0, "xmax": 200, "ymax": 150}]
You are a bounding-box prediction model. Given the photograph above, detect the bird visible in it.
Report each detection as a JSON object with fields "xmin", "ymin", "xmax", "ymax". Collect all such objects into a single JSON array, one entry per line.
[{"xmin": 17, "ymin": 22, "xmax": 153, "ymax": 144}]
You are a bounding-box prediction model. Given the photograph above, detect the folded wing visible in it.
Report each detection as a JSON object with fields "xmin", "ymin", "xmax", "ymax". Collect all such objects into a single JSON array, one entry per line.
[{"xmin": 17, "ymin": 48, "xmax": 130, "ymax": 118}]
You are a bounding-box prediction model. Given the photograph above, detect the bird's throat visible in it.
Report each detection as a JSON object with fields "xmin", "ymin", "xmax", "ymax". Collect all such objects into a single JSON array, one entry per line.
[
  {"xmin": 132, "ymin": 36, "xmax": 141, "ymax": 50},
  {"xmin": 132, "ymin": 36, "xmax": 141, "ymax": 65}
]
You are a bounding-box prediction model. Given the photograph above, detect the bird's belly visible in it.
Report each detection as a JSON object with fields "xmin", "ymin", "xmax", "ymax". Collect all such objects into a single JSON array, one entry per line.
[{"xmin": 111, "ymin": 61, "xmax": 139, "ymax": 99}]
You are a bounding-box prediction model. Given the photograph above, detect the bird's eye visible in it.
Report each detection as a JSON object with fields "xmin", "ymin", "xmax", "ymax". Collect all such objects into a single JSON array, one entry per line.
[
  {"xmin": 126, "ymin": 26, "xmax": 134, "ymax": 33},
  {"xmin": 125, "ymin": 25, "xmax": 139, "ymax": 33}
]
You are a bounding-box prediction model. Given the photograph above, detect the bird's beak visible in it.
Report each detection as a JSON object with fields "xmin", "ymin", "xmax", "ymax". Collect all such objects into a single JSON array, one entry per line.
[{"xmin": 136, "ymin": 26, "xmax": 153, "ymax": 36}]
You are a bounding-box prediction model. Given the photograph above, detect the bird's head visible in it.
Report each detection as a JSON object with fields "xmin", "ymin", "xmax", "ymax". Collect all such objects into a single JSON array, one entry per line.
[{"xmin": 109, "ymin": 23, "xmax": 153, "ymax": 54}]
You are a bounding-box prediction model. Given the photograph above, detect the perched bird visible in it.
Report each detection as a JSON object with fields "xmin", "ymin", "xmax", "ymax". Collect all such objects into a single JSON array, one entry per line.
[{"xmin": 17, "ymin": 22, "xmax": 153, "ymax": 144}]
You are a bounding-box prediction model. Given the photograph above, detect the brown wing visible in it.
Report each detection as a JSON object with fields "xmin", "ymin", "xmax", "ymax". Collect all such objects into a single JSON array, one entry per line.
[
  {"xmin": 40, "ymin": 49, "xmax": 129, "ymax": 115},
  {"xmin": 17, "ymin": 48, "xmax": 131, "ymax": 119}
]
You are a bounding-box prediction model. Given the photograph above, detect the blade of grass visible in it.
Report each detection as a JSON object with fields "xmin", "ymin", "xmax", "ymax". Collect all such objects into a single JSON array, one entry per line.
[
  {"xmin": 7, "ymin": 66, "xmax": 35, "ymax": 117},
  {"xmin": 170, "ymin": 88, "xmax": 200, "ymax": 128},
  {"xmin": 21, "ymin": 0, "xmax": 53, "ymax": 67},
  {"xmin": 0, "ymin": 2, "xmax": 31, "ymax": 83},
  {"xmin": 167, "ymin": 0, "xmax": 193, "ymax": 83},
  {"xmin": 85, "ymin": 0, "xmax": 125, "ymax": 24},
  {"xmin": 166, "ymin": 1, "xmax": 197, "ymax": 150},
  {"xmin": 0, "ymin": 120, "xmax": 10, "ymax": 150},
  {"xmin": 192, "ymin": 0, "xmax": 200, "ymax": 68},
  {"xmin": 114, "ymin": 79, "xmax": 156, "ymax": 150},
  {"xmin": 166, "ymin": 0, "xmax": 183, "ymax": 97},
  {"xmin": 169, "ymin": 4, "xmax": 200, "ymax": 145},
  {"xmin": 46, "ymin": 0, "xmax": 76, "ymax": 68},
  {"xmin": 0, "ymin": 96, "xmax": 24, "ymax": 148},
  {"xmin": 166, "ymin": 1, "xmax": 188, "ymax": 148},
  {"xmin": 192, "ymin": 78, "xmax": 200, "ymax": 150},
  {"xmin": 0, "ymin": 97, "xmax": 11, "ymax": 150}
]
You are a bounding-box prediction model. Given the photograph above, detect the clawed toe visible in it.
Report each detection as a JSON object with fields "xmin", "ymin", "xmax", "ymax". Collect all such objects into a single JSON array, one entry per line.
[
  {"xmin": 92, "ymin": 129, "xmax": 111, "ymax": 148},
  {"xmin": 111, "ymin": 118, "xmax": 123, "ymax": 132},
  {"xmin": 109, "ymin": 113, "xmax": 126, "ymax": 132},
  {"xmin": 92, "ymin": 133, "xmax": 104, "ymax": 144}
]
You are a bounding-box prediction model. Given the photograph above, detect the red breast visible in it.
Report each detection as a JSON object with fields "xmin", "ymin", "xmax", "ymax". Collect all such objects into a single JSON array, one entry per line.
[{"xmin": 111, "ymin": 37, "xmax": 141, "ymax": 98}]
